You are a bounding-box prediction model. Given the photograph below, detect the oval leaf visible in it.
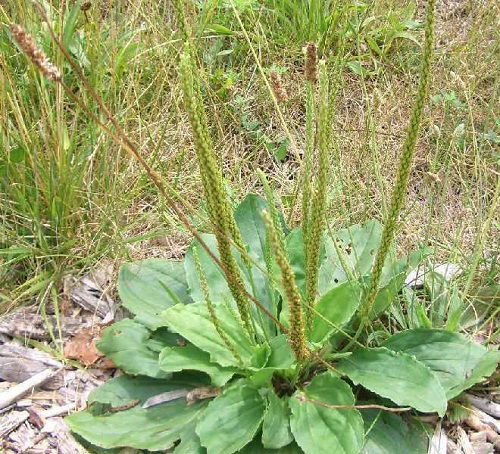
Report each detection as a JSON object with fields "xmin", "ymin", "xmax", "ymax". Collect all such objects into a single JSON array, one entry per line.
[
  {"xmin": 159, "ymin": 344, "xmax": 236, "ymax": 386},
  {"xmin": 289, "ymin": 372, "xmax": 364, "ymax": 454},
  {"xmin": 161, "ymin": 301, "xmax": 255, "ymax": 368},
  {"xmin": 262, "ymin": 391, "xmax": 293, "ymax": 449},
  {"xmin": 196, "ymin": 382, "xmax": 265, "ymax": 454},
  {"xmin": 184, "ymin": 234, "xmax": 232, "ymax": 304},
  {"xmin": 118, "ymin": 259, "xmax": 192, "ymax": 329},
  {"xmin": 66, "ymin": 375, "xmax": 207, "ymax": 451},
  {"xmin": 235, "ymin": 194, "xmax": 276, "ymax": 333},
  {"xmin": 97, "ymin": 319, "xmax": 168, "ymax": 378},
  {"xmin": 319, "ymin": 220, "xmax": 382, "ymax": 293},
  {"xmin": 310, "ymin": 280, "xmax": 363, "ymax": 344},
  {"xmin": 361, "ymin": 409, "xmax": 427, "ymax": 453},
  {"xmin": 338, "ymin": 347, "xmax": 447, "ymax": 415},
  {"xmin": 382, "ymin": 328, "xmax": 500, "ymax": 399}
]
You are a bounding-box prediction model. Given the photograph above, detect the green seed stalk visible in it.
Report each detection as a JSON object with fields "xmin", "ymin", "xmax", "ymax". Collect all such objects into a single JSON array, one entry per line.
[
  {"xmin": 361, "ymin": 0, "xmax": 437, "ymax": 321},
  {"xmin": 263, "ymin": 210, "xmax": 308, "ymax": 363},
  {"xmin": 193, "ymin": 247, "xmax": 244, "ymax": 366},
  {"xmin": 305, "ymin": 60, "xmax": 330, "ymax": 311},
  {"xmin": 179, "ymin": 51, "xmax": 253, "ymax": 337}
]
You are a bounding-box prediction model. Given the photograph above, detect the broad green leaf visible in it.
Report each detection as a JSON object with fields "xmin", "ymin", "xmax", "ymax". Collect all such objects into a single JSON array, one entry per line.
[
  {"xmin": 266, "ymin": 334, "xmax": 294, "ymax": 369},
  {"xmin": 249, "ymin": 368, "xmax": 275, "ymax": 387},
  {"xmin": 173, "ymin": 419, "xmax": 204, "ymax": 454},
  {"xmin": 251, "ymin": 343, "xmax": 271, "ymax": 369},
  {"xmin": 310, "ymin": 280, "xmax": 363, "ymax": 344},
  {"xmin": 289, "ymin": 372, "xmax": 364, "ymax": 454},
  {"xmin": 240, "ymin": 439, "xmax": 302, "ymax": 453},
  {"xmin": 393, "ymin": 31, "xmax": 421, "ymax": 46},
  {"xmin": 206, "ymin": 23, "xmax": 235, "ymax": 35},
  {"xmin": 319, "ymin": 220, "xmax": 382, "ymax": 292},
  {"xmin": 87, "ymin": 375, "xmax": 179, "ymax": 407},
  {"xmin": 347, "ymin": 60, "xmax": 369, "ymax": 77},
  {"xmin": 118, "ymin": 259, "xmax": 191, "ymax": 329},
  {"xmin": 338, "ymin": 347, "xmax": 447, "ymax": 415},
  {"xmin": 361, "ymin": 410, "xmax": 427, "ymax": 454},
  {"xmin": 382, "ymin": 329, "xmax": 500, "ymax": 399},
  {"xmin": 235, "ymin": 194, "xmax": 276, "ymax": 333},
  {"xmin": 10, "ymin": 146, "xmax": 25, "ymax": 163},
  {"xmin": 97, "ymin": 319, "xmax": 168, "ymax": 378},
  {"xmin": 147, "ymin": 327, "xmax": 183, "ymax": 352},
  {"xmin": 67, "ymin": 399, "xmax": 206, "ymax": 451},
  {"xmin": 183, "ymin": 234, "xmax": 232, "ymax": 303},
  {"xmin": 234, "ymin": 194, "xmax": 269, "ymax": 268},
  {"xmin": 262, "ymin": 391, "xmax": 293, "ymax": 449},
  {"xmin": 285, "ymin": 228, "xmax": 307, "ymax": 297},
  {"xmin": 115, "ymin": 40, "xmax": 141, "ymax": 78},
  {"xmin": 161, "ymin": 301, "xmax": 255, "ymax": 367},
  {"xmin": 62, "ymin": 0, "xmax": 82, "ymax": 48},
  {"xmin": 196, "ymin": 381, "xmax": 265, "ymax": 454},
  {"xmin": 66, "ymin": 375, "xmax": 207, "ymax": 451},
  {"xmin": 159, "ymin": 344, "xmax": 237, "ymax": 386},
  {"xmin": 370, "ymin": 247, "xmax": 431, "ymax": 318},
  {"xmin": 249, "ymin": 336, "xmax": 294, "ymax": 387}
]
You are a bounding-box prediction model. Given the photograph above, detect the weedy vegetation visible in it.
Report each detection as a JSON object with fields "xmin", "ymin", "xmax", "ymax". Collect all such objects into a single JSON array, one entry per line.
[{"xmin": 1, "ymin": 0, "xmax": 499, "ymax": 453}]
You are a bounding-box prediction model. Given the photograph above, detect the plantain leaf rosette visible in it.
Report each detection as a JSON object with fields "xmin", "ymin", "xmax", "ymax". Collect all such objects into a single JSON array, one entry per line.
[
  {"xmin": 66, "ymin": 1, "xmax": 499, "ymax": 451},
  {"xmin": 66, "ymin": 194, "xmax": 499, "ymax": 454}
]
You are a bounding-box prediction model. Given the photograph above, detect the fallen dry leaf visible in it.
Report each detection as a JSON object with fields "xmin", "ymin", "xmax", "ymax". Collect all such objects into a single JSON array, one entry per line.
[{"xmin": 63, "ymin": 326, "xmax": 103, "ymax": 366}]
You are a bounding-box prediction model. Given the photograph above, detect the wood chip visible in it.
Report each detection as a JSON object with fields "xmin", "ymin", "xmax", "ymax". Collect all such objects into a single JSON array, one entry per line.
[
  {"xmin": 405, "ymin": 262, "xmax": 461, "ymax": 288},
  {"xmin": 456, "ymin": 425, "xmax": 474, "ymax": 454},
  {"xmin": 0, "ymin": 343, "xmax": 64, "ymax": 389},
  {"xmin": 0, "ymin": 308, "xmax": 91, "ymax": 341},
  {"xmin": 0, "ymin": 411, "xmax": 29, "ymax": 438},
  {"xmin": 473, "ymin": 407, "xmax": 500, "ymax": 433},
  {"xmin": 69, "ymin": 264, "xmax": 115, "ymax": 319},
  {"xmin": 42, "ymin": 417, "xmax": 88, "ymax": 454},
  {"xmin": 428, "ymin": 423, "xmax": 447, "ymax": 454},
  {"xmin": 186, "ymin": 386, "xmax": 221, "ymax": 405},
  {"xmin": 7, "ymin": 418, "xmax": 37, "ymax": 450},
  {"xmin": 466, "ymin": 394, "xmax": 500, "ymax": 418},
  {"xmin": 465, "ymin": 414, "xmax": 500, "ymax": 444},
  {"xmin": 446, "ymin": 438, "xmax": 461, "ymax": 454},
  {"xmin": 0, "ymin": 369, "xmax": 61, "ymax": 411},
  {"xmin": 470, "ymin": 438, "xmax": 494, "ymax": 454},
  {"xmin": 42, "ymin": 402, "xmax": 77, "ymax": 418}
]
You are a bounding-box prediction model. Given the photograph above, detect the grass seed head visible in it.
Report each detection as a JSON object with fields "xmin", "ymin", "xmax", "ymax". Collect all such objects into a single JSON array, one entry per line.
[
  {"xmin": 270, "ymin": 71, "xmax": 288, "ymax": 102},
  {"xmin": 304, "ymin": 42, "xmax": 318, "ymax": 84},
  {"xmin": 10, "ymin": 24, "xmax": 61, "ymax": 82}
]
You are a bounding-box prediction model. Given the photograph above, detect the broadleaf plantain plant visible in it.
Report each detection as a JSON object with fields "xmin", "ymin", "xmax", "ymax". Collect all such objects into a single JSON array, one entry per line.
[{"xmin": 66, "ymin": 1, "xmax": 499, "ymax": 452}]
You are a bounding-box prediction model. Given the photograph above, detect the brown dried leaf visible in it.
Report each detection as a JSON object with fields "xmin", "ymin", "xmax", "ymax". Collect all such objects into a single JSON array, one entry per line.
[{"xmin": 63, "ymin": 326, "xmax": 102, "ymax": 366}]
